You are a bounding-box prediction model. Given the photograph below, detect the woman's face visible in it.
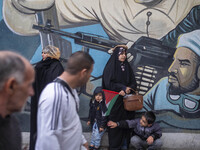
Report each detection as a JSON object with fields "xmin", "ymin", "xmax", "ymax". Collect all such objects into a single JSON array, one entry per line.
[
  {"xmin": 118, "ymin": 51, "xmax": 126, "ymax": 62},
  {"xmin": 42, "ymin": 52, "xmax": 48, "ymax": 61}
]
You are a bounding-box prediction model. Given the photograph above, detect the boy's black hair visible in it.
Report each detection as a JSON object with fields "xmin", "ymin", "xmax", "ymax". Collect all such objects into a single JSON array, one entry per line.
[{"xmin": 144, "ymin": 111, "xmax": 156, "ymax": 124}]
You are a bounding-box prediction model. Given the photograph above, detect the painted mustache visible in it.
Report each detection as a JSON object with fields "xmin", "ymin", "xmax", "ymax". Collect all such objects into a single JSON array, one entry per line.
[{"xmin": 168, "ymin": 72, "xmax": 178, "ymax": 81}]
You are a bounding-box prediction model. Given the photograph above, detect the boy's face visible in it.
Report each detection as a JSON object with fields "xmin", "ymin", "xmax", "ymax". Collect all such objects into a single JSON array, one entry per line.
[
  {"xmin": 95, "ymin": 93, "xmax": 103, "ymax": 102},
  {"xmin": 140, "ymin": 116, "xmax": 149, "ymax": 127}
]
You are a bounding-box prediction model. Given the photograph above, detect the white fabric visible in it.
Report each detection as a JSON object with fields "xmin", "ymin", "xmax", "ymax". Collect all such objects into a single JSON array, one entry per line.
[
  {"xmin": 177, "ymin": 30, "xmax": 200, "ymax": 56},
  {"xmin": 35, "ymin": 81, "xmax": 86, "ymax": 150},
  {"xmin": 3, "ymin": 0, "xmax": 200, "ymax": 41},
  {"xmin": 53, "ymin": 0, "xmax": 200, "ymax": 42}
]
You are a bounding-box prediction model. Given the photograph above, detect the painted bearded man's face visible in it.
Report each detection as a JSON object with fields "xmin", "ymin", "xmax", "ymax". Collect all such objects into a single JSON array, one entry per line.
[{"xmin": 168, "ymin": 47, "xmax": 200, "ymax": 95}]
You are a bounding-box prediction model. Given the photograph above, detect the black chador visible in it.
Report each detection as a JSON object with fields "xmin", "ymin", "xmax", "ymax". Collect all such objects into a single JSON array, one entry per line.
[
  {"xmin": 30, "ymin": 57, "xmax": 64, "ymax": 150},
  {"xmin": 102, "ymin": 45, "xmax": 137, "ymax": 149}
]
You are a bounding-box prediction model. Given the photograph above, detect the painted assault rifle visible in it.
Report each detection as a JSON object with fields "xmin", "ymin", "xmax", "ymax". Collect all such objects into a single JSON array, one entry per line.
[{"xmin": 32, "ymin": 23, "xmax": 175, "ymax": 94}]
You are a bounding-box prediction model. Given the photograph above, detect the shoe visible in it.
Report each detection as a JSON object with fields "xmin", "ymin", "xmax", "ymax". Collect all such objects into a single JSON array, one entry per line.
[{"xmin": 93, "ymin": 147, "xmax": 100, "ymax": 150}]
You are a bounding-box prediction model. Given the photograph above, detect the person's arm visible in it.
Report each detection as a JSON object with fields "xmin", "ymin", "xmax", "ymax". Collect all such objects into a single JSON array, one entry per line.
[
  {"xmin": 108, "ymin": 119, "xmax": 137, "ymax": 129},
  {"xmin": 146, "ymin": 123, "xmax": 162, "ymax": 145},
  {"xmin": 36, "ymin": 85, "xmax": 64, "ymax": 150},
  {"xmin": 36, "ymin": 111, "xmax": 62, "ymax": 149},
  {"xmin": 128, "ymin": 67, "xmax": 137, "ymax": 92},
  {"xmin": 87, "ymin": 101, "xmax": 92, "ymax": 122},
  {"xmin": 100, "ymin": 116, "xmax": 107, "ymax": 127},
  {"xmin": 103, "ymin": 73, "xmax": 127, "ymax": 96},
  {"xmin": 108, "ymin": 80, "xmax": 127, "ymax": 92},
  {"xmin": 82, "ymin": 135, "xmax": 89, "ymax": 150},
  {"xmin": 150, "ymin": 123, "xmax": 162, "ymax": 140},
  {"xmin": 107, "ymin": 120, "xmax": 126, "ymax": 128},
  {"xmin": 121, "ymin": 64, "xmax": 137, "ymax": 94},
  {"xmin": 51, "ymin": 62, "xmax": 64, "ymax": 80},
  {"xmin": 87, "ymin": 101, "xmax": 95, "ymax": 125}
]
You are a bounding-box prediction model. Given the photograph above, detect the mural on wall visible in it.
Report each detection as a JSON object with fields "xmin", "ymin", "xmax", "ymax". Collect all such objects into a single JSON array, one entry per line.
[
  {"xmin": 1, "ymin": 0, "xmax": 200, "ymax": 132},
  {"xmin": 143, "ymin": 30, "xmax": 200, "ymax": 130}
]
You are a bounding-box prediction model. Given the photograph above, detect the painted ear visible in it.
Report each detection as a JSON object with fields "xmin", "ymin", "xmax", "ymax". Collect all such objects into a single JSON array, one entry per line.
[{"xmin": 197, "ymin": 65, "xmax": 200, "ymax": 80}]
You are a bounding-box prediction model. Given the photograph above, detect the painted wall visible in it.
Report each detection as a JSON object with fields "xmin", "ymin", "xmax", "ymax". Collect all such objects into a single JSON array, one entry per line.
[{"xmin": 1, "ymin": 0, "xmax": 200, "ymax": 133}]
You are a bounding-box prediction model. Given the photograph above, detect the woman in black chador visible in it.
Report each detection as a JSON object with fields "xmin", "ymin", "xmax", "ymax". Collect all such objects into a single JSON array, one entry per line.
[
  {"xmin": 29, "ymin": 45, "xmax": 64, "ymax": 150},
  {"xmin": 102, "ymin": 45, "xmax": 137, "ymax": 150}
]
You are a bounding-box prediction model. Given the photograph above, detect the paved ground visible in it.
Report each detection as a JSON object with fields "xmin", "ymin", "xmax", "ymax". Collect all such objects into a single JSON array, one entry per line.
[{"xmin": 22, "ymin": 132, "xmax": 200, "ymax": 150}]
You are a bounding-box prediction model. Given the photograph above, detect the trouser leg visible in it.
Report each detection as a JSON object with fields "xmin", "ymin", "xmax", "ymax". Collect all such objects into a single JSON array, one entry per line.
[
  {"xmin": 94, "ymin": 127, "xmax": 106, "ymax": 148},
  {"xmin": 130, "ymin": 135, "xmax": 147, "ymax": 150},
  {"xmin": 90, "ymin": 123, "xmax": 97, "ymax": 146},
  {"xmin": 147, "ymin": 139, "xmax": 162, "ymax": 150}
]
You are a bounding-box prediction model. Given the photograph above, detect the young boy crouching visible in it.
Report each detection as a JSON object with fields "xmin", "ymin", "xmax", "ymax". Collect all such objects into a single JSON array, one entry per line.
[{"xmin": 108, "ymin": 111, "xmax": 162, "ymax": 150}]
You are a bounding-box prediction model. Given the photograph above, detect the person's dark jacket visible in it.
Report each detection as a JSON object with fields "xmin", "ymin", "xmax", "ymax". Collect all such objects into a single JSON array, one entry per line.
[
  {"xmin": 33, "ymin": 57, "xmax": 64, "ymax": 100},
  {"xmin": 0, "ymin": 115, "xmax": 22, "ymax": 150},
  {"xmin": 88, "ymin": 87, "xmax": 107, "ymax": 129},
  {"xmin": 88, "ymin": 100, "xmax": 107, "ymax": 129},
  {"xmin": 102, "ymin": 46, "xmax": 137, "ymax": 149},
  {"xmin": 118, "ymin": 118, "xmax": 162, "ymax": 141},
  {"xmin": 30, "ymin": 57, "xmax": 64, "ymax": 150}
]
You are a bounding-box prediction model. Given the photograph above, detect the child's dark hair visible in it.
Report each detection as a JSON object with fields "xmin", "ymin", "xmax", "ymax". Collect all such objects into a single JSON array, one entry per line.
[
  {"xmin": 90, "ymin": 86, "xmax": 104, "ymax": 101},
  {"xmin": 144, "ymin": 111, "xmax": 156, "ymax": 124}
]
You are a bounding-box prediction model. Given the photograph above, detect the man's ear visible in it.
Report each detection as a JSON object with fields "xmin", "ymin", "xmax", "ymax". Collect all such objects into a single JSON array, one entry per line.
[
  {"xmin": 5, "ymin": 78, "xmax": 17, "ymax": 95},
  {"xmin": 80, "ymin": 68, "xmax": 87, "ymax": 76}
]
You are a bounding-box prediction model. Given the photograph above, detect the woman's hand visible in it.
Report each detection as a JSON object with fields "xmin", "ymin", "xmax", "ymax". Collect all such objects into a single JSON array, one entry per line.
[
  {"xmin": 125, "ymin": 87, "xmax": 132, "ymax": 94},
  {"xmin": 107, "ymin": 121, "xmax": 117, "ymax": 128},
  {"xmin": 119, "ymin": 90, "xmax": 126, "ymax": 96}
]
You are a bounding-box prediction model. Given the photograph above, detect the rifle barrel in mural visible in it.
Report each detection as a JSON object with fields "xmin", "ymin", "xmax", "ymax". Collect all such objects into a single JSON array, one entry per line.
[
  {"xmin": 32, "ymin": 24, "xmax": 122, "ymax": 52},
  {"xmin": 32, "ymin": 24, "xmax": 175, "ymax": 69}
]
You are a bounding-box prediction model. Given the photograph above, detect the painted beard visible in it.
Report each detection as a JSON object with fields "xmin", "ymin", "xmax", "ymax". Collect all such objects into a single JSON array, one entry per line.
[{"xmin": 169, "ymin": 76, "xmax": 199, "ymax": 95}]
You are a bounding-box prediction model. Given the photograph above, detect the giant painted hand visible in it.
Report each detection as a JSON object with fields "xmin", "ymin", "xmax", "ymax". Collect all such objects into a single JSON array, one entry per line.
[{"xmin": 3, "ymin": 0, "xmax": 55, "ymax": 35}]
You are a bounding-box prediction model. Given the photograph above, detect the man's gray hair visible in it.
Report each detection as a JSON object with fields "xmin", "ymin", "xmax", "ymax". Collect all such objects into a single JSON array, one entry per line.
[{"xmin": 0, "ymin": 54, "xmax": 25, "ymax": 90}]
